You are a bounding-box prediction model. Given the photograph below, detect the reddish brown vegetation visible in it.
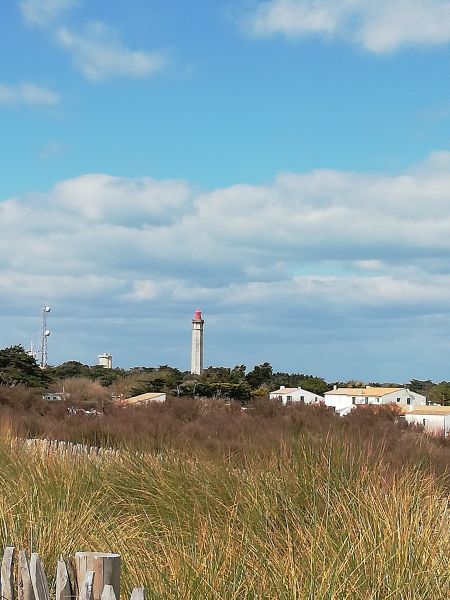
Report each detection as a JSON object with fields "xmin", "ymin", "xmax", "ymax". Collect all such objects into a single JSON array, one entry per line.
[{"xmin": 0, "ymin": 392, "xmax": 448, "ymax": 483}]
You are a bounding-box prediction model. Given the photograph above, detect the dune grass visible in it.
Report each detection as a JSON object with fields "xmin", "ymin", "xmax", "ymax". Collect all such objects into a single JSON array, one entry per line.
[{"xmin": 0, "ymin": 414, "xmax": 448, "ymax": 600}]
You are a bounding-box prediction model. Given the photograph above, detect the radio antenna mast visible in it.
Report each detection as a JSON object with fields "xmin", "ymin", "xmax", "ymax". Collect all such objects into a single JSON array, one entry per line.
[{"xmin": 40, "ymin": 305, "xmax": 51, "ymax": 368}]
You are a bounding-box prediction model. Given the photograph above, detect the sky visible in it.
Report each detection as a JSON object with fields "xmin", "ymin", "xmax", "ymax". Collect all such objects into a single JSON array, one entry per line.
[{"xmin": 0, "ymin": 0, "xmax": 449, "ymax": 381}]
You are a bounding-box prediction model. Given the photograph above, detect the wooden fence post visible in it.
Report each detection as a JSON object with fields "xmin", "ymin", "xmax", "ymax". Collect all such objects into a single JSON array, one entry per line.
[
  {"xmin": 55, "ymin": 559, "xmax": 72, "ymax": 600},
  {"xmin": 100, "ymin": 586, "xmax": 116, "ymax": 600},
  {"xmin": 130, "ymin": 588, "xmax": 145, "ymax": 600},
  {"xmin": 75, "ymin": 553, "xmax": 120, "ymax": 600},
  {"xmin": 1, "ymin": 546, "xmax": 15, "ymax": 600},
  {"xmin": 79, "ymin": 572, "xmax": 94, "ymax": 600},
  {"xmin": 29, "ymin": 554, "xmax": 50, "ymax": 600},
  {"xmin": 17, "ymin": 551, "xmax": 34, "ymax": 600}
]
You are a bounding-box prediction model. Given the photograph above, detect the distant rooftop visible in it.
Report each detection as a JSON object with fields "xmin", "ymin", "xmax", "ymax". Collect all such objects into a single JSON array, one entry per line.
[
  {"xmin": 325, "ymin": 386, "xmax": 403, "ymax": 397},
  {"xmin": 270, "ymin": 387, "xmax": 301, "ymax": 395},
  {"xmin": 407, "ymin": 406, "xmax": 450, "ymax": 416},
  {"xmin": 121, "ymin": 392, "xmax": 166, "ymax": 405}
]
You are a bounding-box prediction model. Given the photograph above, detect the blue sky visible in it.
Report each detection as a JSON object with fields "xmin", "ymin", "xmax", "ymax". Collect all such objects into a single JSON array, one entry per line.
[{"xmin": 0, "ymin": 0, "xmax": 449, "ymax": 381}]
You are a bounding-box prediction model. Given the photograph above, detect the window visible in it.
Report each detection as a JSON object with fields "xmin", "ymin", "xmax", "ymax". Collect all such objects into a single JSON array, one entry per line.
[
  {"xmin": 300, "ymin": 396, "xmax": 305, "ymax": 402},
  {"xmin": 352, "ymin": 397, "xmax": 356, "ymax": 404},
  {"xmin": 365, "ymin": 397, "xmax": 369, "ymax": 404},
  {"xmin": 376, "ymin": 397, "xmax": 380, "ymax": 402},
  {"xmin": 407, "ymin": 398, "xmax": 411, "ymax": 405},
  {"xmin": 422, "ymin": 419, "xmax": 426, "ymax": 426},
  {"xmin": 286, "ymin": 396, "xmax": 292, "ymax": 403},
  {"xmin": 397, "ymin": 398, "xmax": 401, "ymax": 402}
]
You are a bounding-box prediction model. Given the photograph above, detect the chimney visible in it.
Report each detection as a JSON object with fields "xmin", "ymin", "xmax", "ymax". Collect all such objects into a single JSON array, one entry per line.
[
  {"xmin": 280, "ymin": 386, "xmax": 285, "ymax": 390},
  {"xmin": 333, "ymin": 384, "xmax": 337, "ymax": 390}
]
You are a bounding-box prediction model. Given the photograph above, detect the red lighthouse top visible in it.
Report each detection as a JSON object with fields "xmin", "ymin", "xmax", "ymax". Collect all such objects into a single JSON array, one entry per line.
[{"xmin": 193, "ymin": 308, "xmax": 202, "ymax": 320}]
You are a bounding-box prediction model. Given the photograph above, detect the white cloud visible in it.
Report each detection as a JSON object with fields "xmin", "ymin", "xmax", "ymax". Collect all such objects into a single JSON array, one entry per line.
[
  {"xmin": 55, "ymin": 23, "xmax": 168, "ymax": 81},
  {"xmin": 244, "ymin": 0, "xmax": 450, "ymax": 52},
  {"xmin": 19, "ymin": 1, "xmax": 168, "ymax": 82},
  {"xmin": 0, "ymin": 272, "xmax": 123, "ymax": 300},
  {"xmin": 354, "ymin": 260, "xmax": 384, "ymax": 270},
  {"xmin": 19, "ymin": 0, "xmax": 78, "ymax": 27},
  {"xmin": 0, "ymin": 82, "xmax": 60, "ymax": 108},
  {"xmin": 51, "ymin": 173, "xmax": 191, "ymax": 223},
  {"xmin": 2, "ymin": 152, "xmax": 450, "ymax": 375},
  {"xmin": 2, "ymin": 150, "xmax": 450, "ymax": 291}
]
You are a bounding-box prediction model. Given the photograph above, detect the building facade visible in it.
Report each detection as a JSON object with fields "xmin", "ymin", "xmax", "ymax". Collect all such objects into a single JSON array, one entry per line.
[
  {"xmin": 404, "ymin": 406, "xmax": 450, "ymax": 436},
  {"xmin": 324, "ymin": 386, "xmax": 426, "ymax": 416},
  {"xmin": 269, "ymin": 386, "xmax": 324, "ymax": 405}
]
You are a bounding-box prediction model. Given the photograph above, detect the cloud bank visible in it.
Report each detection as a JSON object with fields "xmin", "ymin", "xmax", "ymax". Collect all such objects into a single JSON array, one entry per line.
[
  {"xmin": 244, "ymin": 0, "xmax": 450, "ymax": 52},
  {"xmin": 1, "ymin": 153, "xmax": 450, "ymax": 377}
]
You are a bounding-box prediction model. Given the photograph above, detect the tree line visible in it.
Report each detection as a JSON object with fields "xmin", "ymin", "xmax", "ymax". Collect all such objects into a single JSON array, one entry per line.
[{"xmin": 1, "ymin": 345, "xmax": 450, "ymax": 405}]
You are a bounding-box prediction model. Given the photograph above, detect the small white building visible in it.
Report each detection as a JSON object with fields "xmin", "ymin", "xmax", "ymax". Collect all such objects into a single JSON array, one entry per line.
[
  {"xmin": 120, "ymin": 392, "xmax": 166, "ymax": 406},
  {"xmin": 269, "ymin": 386, "xmax": 324, "ymax": 405},
  {"xmin": 324, "ymin": 386, "xmax": 426, "ymax": 416},
  {"xmin": 404, "ymin": 406, "xmax": 450, "ymax": 437},
  {"xmin": 42, "ymin": 391, "xmax": 70, "ymax": 402}
]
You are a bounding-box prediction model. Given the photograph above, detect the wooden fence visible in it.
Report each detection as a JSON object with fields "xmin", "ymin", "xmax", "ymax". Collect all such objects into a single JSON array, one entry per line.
[
  {"xmin": 13, "ymin": 439, "xmax": 120, "ymax": 459},
  {"xmin": 1, "ymin": 548, "xmax": 144, "ymax": 600}
]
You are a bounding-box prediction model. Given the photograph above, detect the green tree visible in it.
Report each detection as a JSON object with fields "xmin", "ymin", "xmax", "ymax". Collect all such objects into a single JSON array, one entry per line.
[
  {"xmin": 0, "ymin": 345, "xmax": 52, "ymax": 387},
  {"xmin": 129, "ymin": 365, "xmax": 184, "ymax": 396},
  {"xmin": 427, "ymin": 382, "xmax": 450, "ymax": 406},
  {"xmin": 409, "ymin": 379, "xmax": 434, "ymax": 396},
  {"xmin": 246, "ymin": 362, "xmax": 273, "ymax": 389},
  {"xmin": 177, "ymin": 380, "xmax": 250, "ymax": 403},
  {"xmin": 50, "ymin": 361, "xmax": 90, "ymax": 379},
  {"xmin": 200, "ymin": 365, "xmax": 247, "ymax": 385}
]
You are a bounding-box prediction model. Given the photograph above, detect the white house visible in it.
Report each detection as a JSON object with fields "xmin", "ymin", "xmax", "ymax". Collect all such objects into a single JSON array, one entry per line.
[
  {"xmin": 269, "ymin": 386, "xmax": 324, "ymax": 405},
  {"xmin": 404, "ymin": 406, "xmax": 450, "ymax": 437},
  {"xmin": 324, "ymin": 386, "xmax": 426, "ymax": 416}
]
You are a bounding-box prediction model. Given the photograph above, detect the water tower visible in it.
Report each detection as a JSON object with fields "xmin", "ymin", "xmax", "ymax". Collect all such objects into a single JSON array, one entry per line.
[{"xmin": 98, "ymin": 353, "xmax": 113, "ymax": 369}]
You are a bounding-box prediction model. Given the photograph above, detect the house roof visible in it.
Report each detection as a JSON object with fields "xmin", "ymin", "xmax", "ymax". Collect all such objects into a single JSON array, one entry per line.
[
  {"xmin": 325, "ymin": 387, "xmax": 403, "ymax": 397},
  {"xmin": 121, "ymin": 392, "xmax": 166, "ymax": 405},
  {"xmin": 406, "ymin": 406, "xmax": 450, "ymax": 416},
  {"xmin": 270, "ymin": 387, "xmax": 301, "ymax": 395},
  {"xmin": 270, "ymin": 387, "xmax": 323, "ymax": 396}
]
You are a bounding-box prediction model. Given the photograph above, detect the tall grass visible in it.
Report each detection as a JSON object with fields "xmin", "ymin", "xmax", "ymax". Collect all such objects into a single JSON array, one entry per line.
[{"xmin": 0, "ymin": 413, "xmax": 448, "ymax": 599}]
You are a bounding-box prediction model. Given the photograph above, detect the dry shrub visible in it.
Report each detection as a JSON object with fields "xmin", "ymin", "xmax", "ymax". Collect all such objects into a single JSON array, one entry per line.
[
  {"xmin": 55, "ymin": 376, "xmax": 110, "ymax": 404},
  {"xmin": 0, "ymin": 393, "xmax": 449, "ymax": 486}
]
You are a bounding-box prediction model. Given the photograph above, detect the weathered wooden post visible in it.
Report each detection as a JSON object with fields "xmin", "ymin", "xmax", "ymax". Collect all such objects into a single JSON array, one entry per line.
[
  {"xmin": 56, "ymin": 558, "xmax": 72, "ymax": 600},
  {"xmin": 1, "ymin": 546, "xmax": 15, "ymax": 600},
  {"xmin": 75, "ymin": 553, "xmax": 120, "ymax": 600},
  {"xmin": 17, "ymin": 550, "xmax": 35, "ymax": 600},
  {"xmin": 29, "ymin": 553, "xmax": 50, "ymax": 600}
]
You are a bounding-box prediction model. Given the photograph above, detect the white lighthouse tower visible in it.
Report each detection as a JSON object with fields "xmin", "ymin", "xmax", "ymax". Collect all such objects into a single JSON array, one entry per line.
[{"xmin": 190, "ymin": 308, "xmax": 204, "ymax": 375}]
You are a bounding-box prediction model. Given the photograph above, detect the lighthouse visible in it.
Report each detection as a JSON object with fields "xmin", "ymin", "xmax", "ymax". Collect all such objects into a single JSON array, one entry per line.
[{"xmin": 191, "ymin": 308, "xmax": 204, "ymax": 375}]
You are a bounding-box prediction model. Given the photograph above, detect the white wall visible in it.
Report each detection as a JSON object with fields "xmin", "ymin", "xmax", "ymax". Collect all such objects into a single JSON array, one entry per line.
[
  {"xmin": 405, "ymin": 413, "xmax": 450, "ymax": 436},
  {"xmin": 324, "ymin": 394, "xmax": 353, "ymax": 412},
  {"xmin": 382, "ymin": 389, "xmax": 426, "ymax": 407},
  {"xmin": 269, "ymin": 388, "xmax": 324, "ymax": 405},
  {"xmin": 324, "ymin": 388, "xmax": 426, "ymax": 415}
]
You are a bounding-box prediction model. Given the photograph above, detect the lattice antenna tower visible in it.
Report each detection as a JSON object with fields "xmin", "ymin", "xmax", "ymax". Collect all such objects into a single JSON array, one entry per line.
[{"xmin": 40, "ymin": 305, "xmax": 51, "ymax": 368}]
